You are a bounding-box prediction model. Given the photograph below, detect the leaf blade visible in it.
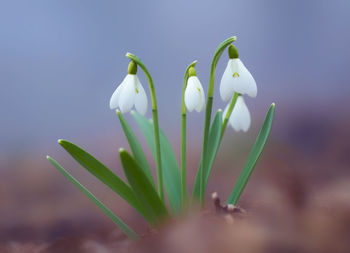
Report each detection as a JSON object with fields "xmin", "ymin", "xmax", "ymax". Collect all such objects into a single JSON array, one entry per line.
[
  {"xmin": 47, "ymin": 156, "xmax": 138, "ymax": 240},
  {"xmin": 116, "ymin": 110, "xmax": 155, "ymax": 186},
  {"xmin": 227, "ymin": 103, "xmax": 276, "ymax": 204},
  {"xmin": 131, "ymin": 111, "xmax": 182, "ymax": 213},
  {"xmin": 58, "ymin": 139, "xmax": 154, "ymax": 224},
  {"xmin": 192, "ymin": 110, "xmax": 223, "ymax": 199},
  {"xmin": 119, "ymin": 149, "xmax": 169, "ymax": 223}
]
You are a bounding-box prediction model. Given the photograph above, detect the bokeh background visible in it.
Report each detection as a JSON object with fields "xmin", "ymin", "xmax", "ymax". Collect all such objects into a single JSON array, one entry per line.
[{"xmin": 1, "ymin": 0, "xmax": 350, "ymax": 252}]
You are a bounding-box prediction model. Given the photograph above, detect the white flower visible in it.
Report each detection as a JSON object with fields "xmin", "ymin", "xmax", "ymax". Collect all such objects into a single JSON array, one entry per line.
[
  {"xmin": 223, "ymin": 96, "xmax": 251, "ymax": 132},
  {"xmin": 184, "ymin": 76, "xmax": 205, "ymax": 112},
  {"xmin": 109, "ymin": 74, "xmax": 148, "ymax": 115},
  {"xmin": 220, "ymin": 58, "xmax": 257, "ymax": 101}
]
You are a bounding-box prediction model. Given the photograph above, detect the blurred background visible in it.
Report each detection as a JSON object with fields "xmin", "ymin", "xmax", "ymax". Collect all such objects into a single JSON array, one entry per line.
[{"xmin": 1, "ymin": 0, "xmax": 350, "ymax": 252}]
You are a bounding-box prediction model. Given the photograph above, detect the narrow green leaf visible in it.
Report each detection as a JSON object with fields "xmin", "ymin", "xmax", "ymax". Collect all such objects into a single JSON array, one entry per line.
[
  {"xmin": 192, "ymin": 110, "xmax": 223, "ymax": 199},
  {"xmin": 47, "ymin": 156, "xmax": 138, "ymax": 240},
  {"xmin": 131, "ymin": 111, "xmax": 182, "ymax": 213},
  {"xmin": 227, "ymin": 103, "xmax": 276, "ymax": 204},
  {"xmin": 58, "ymin": 139, "xmax": 154, "ymax": 224},
  {"xmin": 119, "ymin": 149, "xmax": 169, "ymax": 223},
  {"xmin": 116, "ymin": 110, "xmax": 155, "ymax": 186}
]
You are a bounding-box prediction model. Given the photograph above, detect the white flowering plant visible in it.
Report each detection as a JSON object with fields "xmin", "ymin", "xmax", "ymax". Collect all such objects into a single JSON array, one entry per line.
[{"xmin": 47, "ymin": 36, "xmax": 275, "ymax": 240}]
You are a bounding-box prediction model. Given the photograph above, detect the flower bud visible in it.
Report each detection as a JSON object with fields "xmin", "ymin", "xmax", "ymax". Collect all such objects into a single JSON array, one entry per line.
[{"xmin": 184, "ymin": 68, "xmax": 205, "ymax": 113}]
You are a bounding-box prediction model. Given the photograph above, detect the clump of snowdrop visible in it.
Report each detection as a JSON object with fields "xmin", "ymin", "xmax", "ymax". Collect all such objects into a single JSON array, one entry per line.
[
  {"xmin": 47, "ymin": 36, "xmax": 276, "ymax": 241},
  {"xmin": 109, "ymin": 60, "xmax": 148, "ymax": 115},
  {"xmin": 184, "ymin": 66, "xmax": 205, "ymax": 112}
]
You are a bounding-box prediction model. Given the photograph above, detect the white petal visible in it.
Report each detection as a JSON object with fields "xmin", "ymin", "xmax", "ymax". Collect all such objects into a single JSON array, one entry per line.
[
  {"xmin": 194, "ymin": 77, "xmax": 206, "ymax": 112},
  {"xmin": 118, "ymin": 74, "xmax": 136, "ymax": 113},
  {"xmin": 231, "ymin": 59, "xmax": 257, "ymax": 98},
  {"xmin": 229, "ymin": 96, "xmax": 251, "ymax": 132},
  {"xmin": 220, "ymin": 60, "xmax": 236, "ymax": 102},
  {"xmin": 134, "ymin": 76, "xmax": 148, "ymax": 115},
  {"xmin": 185, "ymin": 76, "xmax": 201, "ymax": 112},
  {"xmin": 109, "ymin": 75, "xmax": 129, "ymax": 109}
]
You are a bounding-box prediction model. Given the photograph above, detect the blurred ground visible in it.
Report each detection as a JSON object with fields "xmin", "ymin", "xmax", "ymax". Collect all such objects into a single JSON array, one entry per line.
[{"xmin": 0, "ymin": 105, "xmax": 349, "ymax": 253}]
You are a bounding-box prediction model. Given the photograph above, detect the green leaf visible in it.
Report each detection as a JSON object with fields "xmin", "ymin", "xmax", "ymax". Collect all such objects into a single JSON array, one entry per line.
[
  {"xmin": 116, "ymin": 110, "xmax": 155, "ymax": 186},
  {"xmin": 119, "ymin": 149, "xmax": 169, "ymax": 223},
  {"xmin": 131, "ymin": 111, "xmax": 182, "ymax": 213},
  {"xmin": 47, "ymin": 156, "xmax": 138, "ymax": 240},
  {"xmin": 227, "ymin": 103, "xmax": 276, "ymax": 204},
  {"xmin": 192, "ymin": 110, "xmax": 223, "ymax": 199},
  {"xmin": 58, "ymin": 139, "xmax": 154, "ymax": 224}
]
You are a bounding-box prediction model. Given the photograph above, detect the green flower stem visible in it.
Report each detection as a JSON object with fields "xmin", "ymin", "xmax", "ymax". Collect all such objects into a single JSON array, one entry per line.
[
  {"xmin": 199, "ymin": 36, "xmax": 236, "ymax": 206},
  {"xmin": 221, "ymin": 92, "xmax": 240, "ymax": 138},
  {"xmin": 181, "ymin": 60, "xmax": 197, "ymax": 208},
  {"xmin": 126, "ymin": 53, "xmax": 164, "ymax": 202}
]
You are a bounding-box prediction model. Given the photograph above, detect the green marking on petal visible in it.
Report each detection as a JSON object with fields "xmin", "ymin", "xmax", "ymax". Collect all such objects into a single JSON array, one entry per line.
[
  {"xmin": 135, "ymin": 88, "xmax": 139, "ymax": 94},
  {"xmin": 233, "ymin": 72, "xmax": 240, "ymax": 78},
  {"xmin": 197, "ymin": 87, "xmax": 201, "ymax": 92}
]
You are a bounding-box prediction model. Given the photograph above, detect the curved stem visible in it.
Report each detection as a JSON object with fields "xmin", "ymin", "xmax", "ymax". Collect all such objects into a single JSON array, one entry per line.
[
  {"xmin": 126, "ymin": 52, "xmax": 164, "ymax": 202},
  {"xmin": 181, "ymin": 60, "xmax": 197, "ymax": 208},
  {"xmin": 199, "ymin": 36, "xmax": 237, "ymax": 206}
]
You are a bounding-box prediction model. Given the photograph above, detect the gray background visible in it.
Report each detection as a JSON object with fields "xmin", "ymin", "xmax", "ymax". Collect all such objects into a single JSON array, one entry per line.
[{"xmin": 1, "ymin": 0, "xmax": 349, "ymax": 154}]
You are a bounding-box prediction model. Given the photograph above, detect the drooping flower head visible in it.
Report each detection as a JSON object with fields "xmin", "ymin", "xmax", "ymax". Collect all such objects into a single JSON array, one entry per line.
[
  {"xmin": 184, "ymin": 67, "xmax": 205, "ymax": 112},
  {"xmin": 223, "ymin": 95, "xmax": 251, "ymax": 132},
  {"xmin": 109, "ymin": 60, "xmax": 148, "ymax": 115},
  {"xmin": 220, "ymin": 44, "xmax": 257, "ymax": 102}
]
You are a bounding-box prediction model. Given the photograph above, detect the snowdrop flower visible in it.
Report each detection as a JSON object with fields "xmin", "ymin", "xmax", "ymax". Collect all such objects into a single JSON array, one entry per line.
[
  {"xmin": 184, "ymin": 67, "xmax": 205, "ymax": 112},
  {"xmin": 223, "ymin": 96, "xmax": 251, "ymax": 132},
  {"xmin": 109, "ymin": 61, "xmax": 148, "ymax": 115},
  {"xmin": 220, "ymin": 44, "xmax": 257, "ymax": 101}
]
